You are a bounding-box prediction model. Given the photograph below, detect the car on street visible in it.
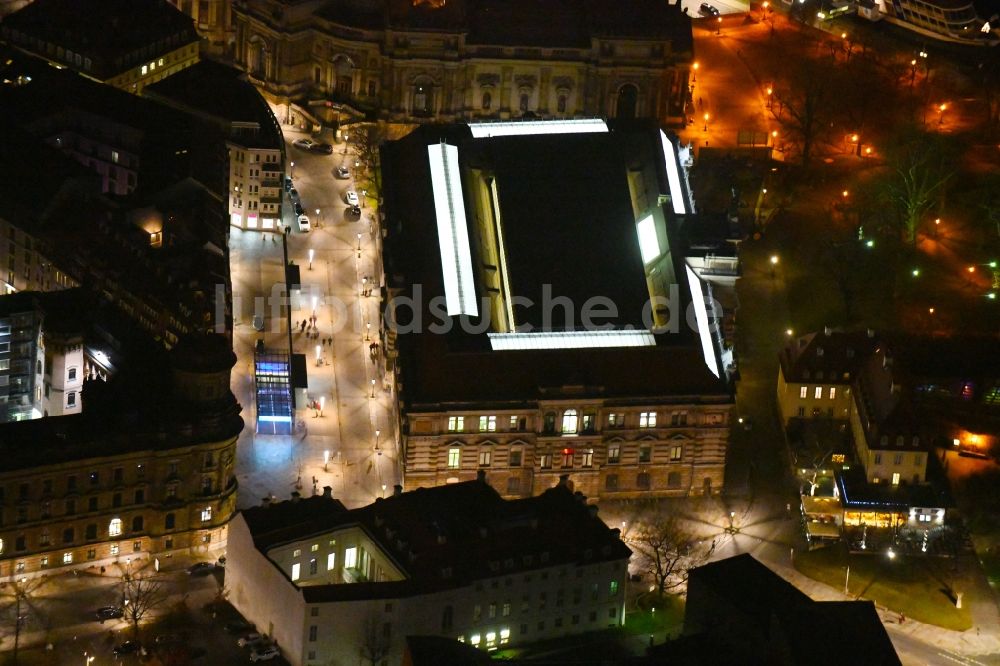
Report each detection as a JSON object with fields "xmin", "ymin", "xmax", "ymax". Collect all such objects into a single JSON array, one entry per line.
[
  {"xmin": 96, "ymin": 606, "xmax": 124, "ymax": 622},
  {"xmin": 292, "ymin": 138, "xmax": 315, "ymax": 150},
  {"xmin": 349, "ymin": 205, "xmax": 362, "ymax": 218},
  {"xmin": 252, "ymin": 314, "xmax": 265, "ymax": 331},
  {"xmin": 237, "ymin": 632, "xmax": 265, "ymax": 648},
  {"xmin": 289, "ymin": 187, "xmax": 300, "ymax": 202},
  {"xmin": 113, "ymin": 640, "xmax": 142, "ymax": 656},
  {"xmin": 187, "ymin": 562, "xmax": 216, "ymax": 576},
  {"xmin": 297, "ymin": 214, "xmax": 311, "ymax": 232},
  {"xmin": 335, "ymin": 166, "xmax": 350, "ymax": 179},
  {"xmin": 699, "ymin": 2, "xmax": 720, "ymax": 15},
  {"xmin": 224, "ymin": 620, "xmax": 256, "ymax": 635},
  {"xmin": 217, "ymin": 555, "xmax": 227, "ymax": 568},
  {"xmin": 310, "ymin": 142, "xmax": 334, "ymax": 154},
  {"xmin": 293, "ymin": 202, "xmax": 304, "ymax": 217},
  {"xmin": 250, "ymin": 645, "xmax": 281, "ymax": 662},
  {"xmin": 345, "ymin": 190, "xmax": 359, "ymax": 206},
  {"xmin": 283, "ymin": 176, "xmax": 292, "ymax": 192}
]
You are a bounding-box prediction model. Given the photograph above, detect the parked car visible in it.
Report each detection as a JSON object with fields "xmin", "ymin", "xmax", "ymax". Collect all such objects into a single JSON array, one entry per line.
[
  {"xmin": 297, "ymin": 214, "xmax": 311, "ymax": 232},
  {"xmin": 187, "ymin": 562, "xmax": 215, "ymax": 576},
  {"xmin": 224, "ymin": 620, "xmax": 255, "ymax": 635},
  {"xmin": 310, "ymin": 142, "xmax": 334, "ymax": 154},
  {"xmin": 289, "ymin": 187, "xmax": 300, "ymax": 202},
  {"xmin": 345, "ymin": 190, "xmax": 359, "ymax": 206},
  {"xmin": 113, "ymin": 640, "xmax": 142, "ymax": 656},
  {"xmin": 237, "ymin": 632, "xmax": 264, "ymax": 648},
  {"xmin": 250, "ymin": 645, "xmax": 281, "ymax": 662},
  {"xmin": 349, "ymin": 205, "xmax": 362, "ymax": 217},
  {"xmin": 216, "ymin": 555, "xmax": 227, "ymax": 568},
  {"xmin": 293, "ymin": 202, "xmax": 304, "ymax": 217},
  {"xmin": 283, "ymin": 175, "xmax": 292, "ymax": 192},
  {"xmin": 335, "ymin": 166, "xmax": 350, "ymax": 179},
  {"xmin": 292, "ymin": 138, "xmax": 315, "ymax": 150},
  {"xmin": 96, "ymin": 606, "xmax": 124, "ymax": 622},
  {"xmin": 699, "ymin": 2, "xmax": 720, "ymax": 15}
]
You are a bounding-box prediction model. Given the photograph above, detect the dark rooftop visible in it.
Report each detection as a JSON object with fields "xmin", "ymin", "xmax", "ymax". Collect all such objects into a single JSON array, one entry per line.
[
  {"xmin": 242, "ymin": 478, "xmax": 631, "ymax": 601},
  {"xmin": 779, "ymin": 328, "xmax": 880, "ymax": 385},
  {"xmin": 382, "ymin": 124, "xmax": 730, "ymax": 409},
  {"xmin": 144, "ymin": 59, "xmax": 283, "ymax": 150},
  {"xmin": 836, "ymin": 466, "xmax": 950, "ymax": 510},
  {"xmin": 0, "ymin": 0, "xmax": 199, "ymax": 79}
]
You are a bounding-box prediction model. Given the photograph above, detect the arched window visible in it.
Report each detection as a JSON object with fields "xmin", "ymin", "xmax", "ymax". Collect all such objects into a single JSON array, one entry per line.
[
  {"xmin": 543, "ymin": 412, "xmax": 556, "ymax": 434},
  {"xmin": 519, "ymin": 93, "xmax": 530, "ymax": 112},
  {"xmin": 561, "ymin": 409, "xmax": 578, "ymax": 434},
  {"xmin": 413, "ymin": 83, "xmax": 433, "ymax": 117},
  {"xmin": 616, "ymin": 84, "xmax": 638, "ymax": 119},
  {"xmin": 482, "ymin": 91, "xmax": 492, "ymax": 110},
  {"xmin": 108, "ymin": 518, "xmax": 122, "ymax": 537},
  {"xmin": 131, "ymin": 516, "xmax": 144, "ymax": 532},
  {"xmin": 557, "ymin": 95, "xmax": 567, "ymax": 113}
]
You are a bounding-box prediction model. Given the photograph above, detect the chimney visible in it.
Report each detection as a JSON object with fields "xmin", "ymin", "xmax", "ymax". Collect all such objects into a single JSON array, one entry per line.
[
  {"xmin": 393, "ymin": 484, "xmax": 403, "ymax": 496},
  {"xmin": 476, "ymin": 470, "xmax": 487, "ymax": 483},
  {"xmin": 322, "ymin": 486, "xmax": 332, "ymax": 498},
  {"xmin": 290, "ymin": 491, "xmax": 301, "ymax": 502}
]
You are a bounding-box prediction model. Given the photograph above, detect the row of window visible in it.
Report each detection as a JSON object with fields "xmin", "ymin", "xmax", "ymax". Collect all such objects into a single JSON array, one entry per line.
[
  {"xmin": 799, "ymin": 386, "xmax": 838, "ymax": 400},
  {"xmin": 872, "ymin": 453, "xmax": 923, "ymax": 467},
  {"xmin": 461, "ymin": 608, "xmax": 617, "ymax": 651},
  {"xmin": 0, "ymin": 453, "xmax": 223, "ymax": 501},
  {"xmin": 471, "ymin": 581, "xmax": 619, "ymax": 622},
  {"xmin": 0, "ymin": 509, "xmax": 210, "ymax": 554},
  {"xmin": 447, "ymin": 444, "xmax": 684, "ymax": 469},
  {"xmin": 447, "ymin": 410, "xmax": 701, "ymax": 434}
]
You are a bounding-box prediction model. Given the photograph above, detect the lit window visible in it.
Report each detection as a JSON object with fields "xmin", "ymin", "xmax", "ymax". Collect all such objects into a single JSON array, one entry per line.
[
  {"xmin": 67, "ymin": 392, "xmax": 76, "ymax": 407},
  {"xmin": 891, "ymin": 473, "xmax": 900, "ymax": 485},
  {"xmin": 582, "ymin": 450, "xmax": 593, "ymax": 467},
  {"xmin": 500, "ymin": 627, "xmax": 511, "ymax": 644},
  {"xmin": 201, "ymin": 507, "xmax": 212, "ymax": 522},
  {"xmin": 470, "ymin": 634, "xmax": 481, "ymax": 647},
  {"xmin": 670, "ymin": 445, "xmax": 682, "ymax": 462},
  {"xmin": 141, "ymin": 65, "xmax": 148, "ymax": 75},
  {"xmin": 829, "ymin": 387, "xmax": 837, "ymax": 399},
  {"xmin": 311, "ymin": 543, "xmax": 319, "ymax": 552},
  {"xmin": 480, "ymin": 415, "xmax": 497, "ymax": 432},
  {"xmin": 293, "ymin": 549, "xmax": 301, "ymax": 557},
  {"xmin": 814, "ymin": 386, "xmax": 823, "ymax": 399},
  {"xmin": 448, "ymin": 448, "xmax": 461, "ymax": 469},
  {"xmin": 448, "ymin": 416, "xmax": 464, "ymax": 432},
  {"xmin": 111, "ymin": 150, "xmax": 119, "ymax": 164},
  {"xmin": 509, "ymin": 415, "xmax": 518, "ymax": 429},
  {"xmin": 607, "ymin": 445, "xmax": 620, "ymax": 464},
  {"xmin": 799, "ymin": 386, "xmax": 808, "ymax": 399},
  {"xmin": 479, "ymin": 450, "xmax": 492, "ymax": 467},
  {"xmin": 110, "ymin": 543, "xmax": 119, "ymax": 556},
  {"xmin": 639, "ymin": 411, "xmax": 656, "ymax": 428},
  {"xmin": 609, "ymin": 580, "xmax": 619, "ymax": 597},
  {"xmin": 561, "ymin": 409, "xmax": 578, "ymax": 434},
  {"xmin": 291, "ymin": 562, "xmax": 301, "ymax": 581},
  {"xmin": 158, "ymin": 58, "xmax": 164, "ymax": 66},
  {"xmin": 344, "ymin": 547, "xmax": 358, "ymax": 569},
  {"xmin": 638, "ymin": 446, "xmax": 651, "ymax": 463},
  {"xmin": 327, "ymin": 553, "xmax": 336, "ymax": 570},
  {"xmin": 108, "ymin": 518, "xmax": 122, "ymax": 537},
  {"xmin": 608, "ymin": 413, "xmax": 623, "ymax": 427},
  {"xmin": 486, "ymin": 631, "xmax": 497, "ymax": 649},
  {"xmin": 63, "ymin": 552, "xmax": 73, "ymax": 564}
]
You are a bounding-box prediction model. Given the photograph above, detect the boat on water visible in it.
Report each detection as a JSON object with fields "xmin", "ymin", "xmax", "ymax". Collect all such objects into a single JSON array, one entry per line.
[{"xmin": 857, "ymin": 0, "xmax": 1000, "ymax": 46}]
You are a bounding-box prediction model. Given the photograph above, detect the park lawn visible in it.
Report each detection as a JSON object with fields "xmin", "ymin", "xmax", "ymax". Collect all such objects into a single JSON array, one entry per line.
[
  {"xmin": 795, "ymin": 545, "xmax": 972, "ymax": 631},
  {"xmin": 624, "ymin": 592, "xmax": 686, "ymax": 636}
]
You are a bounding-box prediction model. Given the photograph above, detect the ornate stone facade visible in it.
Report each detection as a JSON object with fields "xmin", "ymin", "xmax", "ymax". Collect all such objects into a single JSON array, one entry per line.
[{"xmin": 232, "ymin": 0, "xmax": 693, "ymax": 124}]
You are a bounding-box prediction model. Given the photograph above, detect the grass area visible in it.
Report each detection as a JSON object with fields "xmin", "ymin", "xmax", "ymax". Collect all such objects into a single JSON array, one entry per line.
[
  {"xmin": 624, "ymin": 592, "xmax": 685, "ymax": 636},
  {"xmin": 794, "ymin": 544, "xmax": 972, "ymax": 631}
]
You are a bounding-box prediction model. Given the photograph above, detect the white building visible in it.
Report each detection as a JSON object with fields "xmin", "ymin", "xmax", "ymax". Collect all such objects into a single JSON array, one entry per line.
[{"xmin": 226, "ymin": 476, "xmax": 631, "ymax": 666}]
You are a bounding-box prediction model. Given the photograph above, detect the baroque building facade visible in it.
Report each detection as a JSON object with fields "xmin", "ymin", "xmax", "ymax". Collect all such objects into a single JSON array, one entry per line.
[
  {"xmin": 0, "ymin": 334, "xmax": 242, "ymax": 578},
  {"xmin": 231, "ymin": 0, "xmax": 693, "ymax": 124}
]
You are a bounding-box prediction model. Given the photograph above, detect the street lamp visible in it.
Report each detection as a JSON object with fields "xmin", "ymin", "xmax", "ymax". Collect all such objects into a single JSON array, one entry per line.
[
  {"xmin": 887, "ymin": 547, "xmax": 896, "ymax": 560},
  {"xmin": 315, "ymin": 344, "xmax": 322, "ymax": 365},
  {"xmin": 324, "ymin": 450, "xmax": 330, "ymax": 471},
  {"xmin": 361, "ymin": 189, "xmax": 368, "ymax": 209},
  {"xmin": 370, "ymin": 378, "xmax": 376, "ymax": 398},
  {"xmin": 382, "ymin": 483, "xmax": 387, "ymax": 497},
  {"xmin": 909, "ymin": 59, "xmax": 918, "ymax": 87},
  {"xmin": 766, "ymin": 86, "xmax": 773, "ymax": 109},
  {"xmin": 319, "ymin": 395, "xmax": 325, "ymax": 417},
  {"xmin": 365, "ymin": 322, "xmax": 371, "ymax": 341},
  {"xmin": 938, "ymin": 102, "xmax": 947, "ymax": 125},
  {"xmin": 308, "ymin": 248, "xmax": 314, "ymax": 270},
  {"xmin": 375, "ymin": 429, "xmax": 381, "ymax": 454},
  {"xmin": 356, "ymin": 233, "xmax": 362, "ymax": 257},
  {"xmin": 769, "ymin": 254, "xmax": 779, "ymax": 279},
  {"xmin": 716, "ymin": 16, "xmax": 722, "ymax": 34},
  {"xmin": 770, "ymin": 130, "xmax": 778, "ymax": 145},
  {"xmin": 703, "ymin": 112, "xmax": 710, "ymax": 132},
  {"xmin": 85, "ymin": 653, "xmax": 95, "ymax": 666}
]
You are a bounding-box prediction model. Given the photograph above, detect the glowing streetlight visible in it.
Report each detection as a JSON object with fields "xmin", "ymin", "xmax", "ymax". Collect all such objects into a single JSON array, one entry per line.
[
  {"xmin": 308, "ymin": 248, "xmax": 314, "ymax": 270},
  {"xmin": 842, "ymin": 190, "xmax": 850, "ymax": 199},
  {"xmin": 703, "ymin": 112, "xmax": 710, "ymax": 132},
  {"xmin": 290, "ymin": 161, "xmax": 295, "ymax": 178},
  {"xmin": 356, "ymin": 233, "xmax": 362, "ymax": 257},
  {"xmin": 912, "ymin": 268, "xmax": 921, "ymax": 277},
  {"xmin": 365, "ymin": 321, "xmax": 371, "ymax": 341},
  {"xmin": 319, "ymin": 395, "xmax": 325, "ymax": 416},
  {"xmin": 692, "ymin": 62, "xmax": 699, "ymax": 82},
  {"xmin": 771, "ymin": 130, "xmax": 778, "ymax": 144},
  {"xmin": 324, "ymin": 450, "xmax": 330, "ymax": 471},
  {"xmin": 381, "ymin": 483, "xmax": 387, "ymax": 497},
  {"xmin": 315, "ymin": 344, "xmax": 322, "ymax": 362},
  {"xmin": 716, "ymin": 16, "xmax": 722, "ymax": 34},
  {"xmin": 785, "ymin": 328, "xmax": 793, "ymax": 336},
  {"xmin": 375, "ymin": 429, "xmax": 381, "ymax": 454},
  {"xmin": 766, "ymin": 86, "xmax": 773, "ymax": 109},
  {"xmin": 887, "ymin": 547, "xmax": 896, "ymax": 560},
  {"xmin": 938, "ymin": 102, "xmax": 947, "ymax": 125},
  {"xmin": 311, "ymin": 295, "xmax": 318, "ymax": 313},
  {"xmin": 968, "ymin": 265, "xmax": 976, "ymax": 273},
  {"xmin": 769, "ymin": 254, "xmax": 779, "ymax": 279},
  {"xmin": 370, "ymin": 378, "xmax": 376, "ymax": 398},
  {"xmin": 865, "ymin": 239, "xmax": 875, "ymax": 248}
]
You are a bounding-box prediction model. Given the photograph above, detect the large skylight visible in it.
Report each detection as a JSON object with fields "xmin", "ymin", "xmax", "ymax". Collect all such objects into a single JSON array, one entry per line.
[
  {"xmin": 659, "ymin": 130, "xmax": 687, "ymax": 216},
  {"xmin": 488, "ymin": 330, "xmax": 656, "ymax": 351},
  {"xmin": 469, "ymin": 119, "xmax": 609, "ymax": 138},
  {"xmin": 427, "ymin": 142, "xmax": 478, "ymax": 317},
  {"xmin": 636, "ymin": 214, "xmax": 660, "ymax": 265},
  {"xmin": 685, "ymin": 265, "xmax": 720, "ymax": 378}
]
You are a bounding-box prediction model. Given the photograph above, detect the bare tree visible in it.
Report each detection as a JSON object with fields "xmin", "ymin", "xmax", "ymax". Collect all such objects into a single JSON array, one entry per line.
[
  {"xmin": 118, "ymin": 561, "xmax": 167, "ymax": 641},
  {"xmin": 348, "ymin": 123, "xmax": 388, "ymax": 201},
  {"xmin": 0, "ymin": 575, "xmax": 48, "ymax": 664},
  {"xmin": 359, "ymin": 612, "xmax": 391, "ymax": 666},
  {"xmin": 626, "ymin": 509, "xmax": 710, "ymax": 596},
  {"xmin": 878, "ymin": 127, "xmax": 954, "ymax": 245}
]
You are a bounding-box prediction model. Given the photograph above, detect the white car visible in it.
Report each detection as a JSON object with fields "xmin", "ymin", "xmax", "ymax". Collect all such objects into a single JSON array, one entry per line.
[
  {"xmin": 345, "ymin": 190, "xmax": 359, "ymax": 206},
  {"xmin": 250, "ymin": 645, "xmax": 281, "ymax": 662},
  {"xmin": 297, "ymin": 214, "xmax": 311, "ymax": 232},
  {"xmin": 237, "ymin": 632, "xmax": 264, "ymax": 648},
  {"xmin": 336, "ymin": 166, "xmax": 350, "ymax": 179},
  {"xmin": 292, "ymin": 138, "xmax": 315, "ymax": 150}
]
